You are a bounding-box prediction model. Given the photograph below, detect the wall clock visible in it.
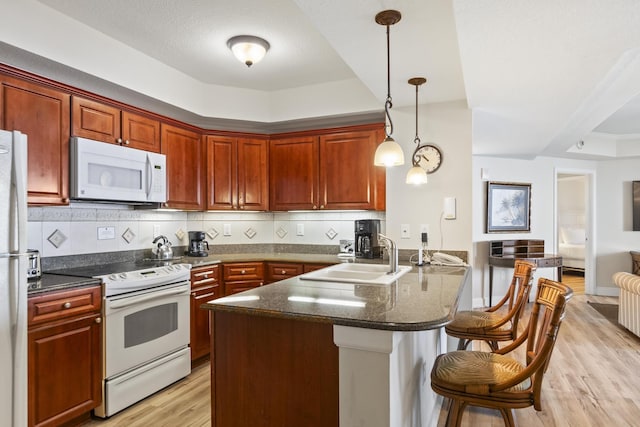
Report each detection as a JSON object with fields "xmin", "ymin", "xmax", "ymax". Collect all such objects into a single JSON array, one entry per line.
[{"xmin": 414, "ymin": 144, "xmax": 442, "ymax": 174}]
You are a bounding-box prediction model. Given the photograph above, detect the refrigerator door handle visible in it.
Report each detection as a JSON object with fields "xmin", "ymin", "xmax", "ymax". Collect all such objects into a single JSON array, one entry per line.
[{"xmin": 12, "ymin": 131, "xmax": 28, "ymax": 253}]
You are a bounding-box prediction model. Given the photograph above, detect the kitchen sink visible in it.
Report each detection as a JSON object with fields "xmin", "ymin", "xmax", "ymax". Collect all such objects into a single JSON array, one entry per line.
[{"xmin": 298, "ymin": 263, "xmax": 412, "ymax": 285}]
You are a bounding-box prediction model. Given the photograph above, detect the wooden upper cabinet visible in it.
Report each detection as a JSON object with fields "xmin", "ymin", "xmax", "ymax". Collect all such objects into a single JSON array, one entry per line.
[
  {"xmin": 162, "ymin": 123, "xmax": 204, "ymax": 210},
  {"xmin": 206, "ymin": 135, "xmax": 268, "ymax": 210},
  {"xmin": 320, "ymin": 128, "xmax": 385, "ymax": 210},
  {"xmin": 0, "ymin": 75, "xmax": 70, "ymax": 205},
  {"xmin": 269, "ymin": 126, "xmax": 386, "ymax": 211},
  {"xmin": 72, "ymin": 96, "xmax": 160, "ymax": 152},
  {"xmin": 237, "ymin": 138, "xmax": 268, "ymax": 210},
  {"xmin": 269, "ymin": 135, "xmax": 319, "ymax": 211}
]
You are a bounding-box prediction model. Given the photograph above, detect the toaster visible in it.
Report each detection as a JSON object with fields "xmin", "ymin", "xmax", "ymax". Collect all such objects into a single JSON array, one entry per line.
[{"xmin": 27, "ymin": 249, "xmax": 41, "ymax": 279}]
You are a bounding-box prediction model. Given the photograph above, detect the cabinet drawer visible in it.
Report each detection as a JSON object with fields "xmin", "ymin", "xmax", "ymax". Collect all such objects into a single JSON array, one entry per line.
[
  {"xmin": 537, "ymin": 258, "xmax": 563, "ymax": 268},
  {"xmin": 223, "ymin": 262, "xmax": 264, "ymax": 281},
  {"xmin": 267, "ymin": 262, "xmax": 303, "ymax": 283},
  {"xmin": 191, "ymin": 264, "xmax": 221, "ymax": 288},
  {"xmin": 28, "ymin": 285, "xmax": 102, "ymax": 326},
  {"xmin": 303, "ymin": 263, "xmax": 332, "ymax": 273},
  {"xmin": 224, "ymin": 280, "xmax": 264, "ymax": 296}
]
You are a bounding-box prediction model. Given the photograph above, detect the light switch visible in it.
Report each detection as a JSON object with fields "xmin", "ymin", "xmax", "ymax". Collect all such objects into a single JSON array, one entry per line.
[
  {"xmin": 97, "ymin": 226, "xmax": 115, "ymax": 240},
  {"xmin": 296, "ymin": 224, "xmax": 304, "ymax": 236},
  {"xmin": 223, "ymin": 224, "xmax": 231, "ymax": 236}
]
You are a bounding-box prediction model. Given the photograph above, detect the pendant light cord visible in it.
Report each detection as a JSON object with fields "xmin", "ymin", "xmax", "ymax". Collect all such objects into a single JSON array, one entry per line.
[{"xmin": 384, "ymin": 24, "xmax": 394, "ymax": 138}]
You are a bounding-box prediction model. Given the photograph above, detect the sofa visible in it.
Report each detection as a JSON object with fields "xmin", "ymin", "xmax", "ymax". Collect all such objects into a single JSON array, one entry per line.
[{"xmin": 613, "ymin": 272, "xmax": 640, "ymax": 337}]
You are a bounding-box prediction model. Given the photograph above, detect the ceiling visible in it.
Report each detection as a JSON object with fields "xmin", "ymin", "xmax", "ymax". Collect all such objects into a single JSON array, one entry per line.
[{"xmin": 36, "ymin": 0, "xmax": 640, "ymax": 160}]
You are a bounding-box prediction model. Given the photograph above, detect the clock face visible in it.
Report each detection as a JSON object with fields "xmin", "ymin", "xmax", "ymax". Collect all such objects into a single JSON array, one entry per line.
[{"xmin": 415, "ymin": 144, "xmax": 442, "ymax": 174}]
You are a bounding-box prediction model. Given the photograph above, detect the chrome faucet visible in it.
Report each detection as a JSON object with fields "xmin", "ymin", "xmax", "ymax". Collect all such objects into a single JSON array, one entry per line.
[{"xmin": 378, "ymin": 233, "xmax": 398, "ymax": 274}]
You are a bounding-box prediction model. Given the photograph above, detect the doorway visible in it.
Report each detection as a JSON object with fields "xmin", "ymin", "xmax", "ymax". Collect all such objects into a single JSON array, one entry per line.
[{"xmin": 555, "ymin": 170, "xmax": 595, "ymax": 294}]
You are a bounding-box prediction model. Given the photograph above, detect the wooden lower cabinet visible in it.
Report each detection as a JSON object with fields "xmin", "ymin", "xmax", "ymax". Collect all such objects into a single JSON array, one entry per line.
[
  {"xmin": 211, "ymin": 311, "xmax": 339, "ymax": 426},
  {"xmin": 190, "ymin": 264, "xmax": 221, "ymax": 362},
  {"xmin": 222, "ymin": 262, "xmax": 264, "ymax": 295},
  {"xmin": 28, "ymin": 286, "xmax": 102, "ymax": 427}
]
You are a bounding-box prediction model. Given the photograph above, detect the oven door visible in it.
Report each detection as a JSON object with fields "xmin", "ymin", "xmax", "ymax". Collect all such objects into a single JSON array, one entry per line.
[{"xmin": 104, "ymin": 282, "xmax": 190, "ymax": 379}]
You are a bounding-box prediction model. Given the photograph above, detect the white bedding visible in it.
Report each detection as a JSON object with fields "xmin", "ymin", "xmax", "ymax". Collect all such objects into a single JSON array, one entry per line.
[
  {"xmin": 559, "ymin": 242, "xmax": 585, "ymax": 269},
  {"xmin": 559, "ymin": 227, "xmax": 585, "ymax": 270}
]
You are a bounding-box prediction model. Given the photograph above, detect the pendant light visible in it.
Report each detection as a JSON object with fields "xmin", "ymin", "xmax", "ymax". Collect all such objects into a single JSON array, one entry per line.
[
  {"xmin": 373, "ymin": 10, "xmax": 405, "ymax": 167},
  {"xmin": 406, "ymin": 77, "xmax": 429, "ymax": 185}
]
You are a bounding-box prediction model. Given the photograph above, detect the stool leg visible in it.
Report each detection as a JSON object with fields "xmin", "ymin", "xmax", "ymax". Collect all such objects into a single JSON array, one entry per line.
[{"xmin": 445, "ymin": 399, "xmax": 467, "ymax": 427}]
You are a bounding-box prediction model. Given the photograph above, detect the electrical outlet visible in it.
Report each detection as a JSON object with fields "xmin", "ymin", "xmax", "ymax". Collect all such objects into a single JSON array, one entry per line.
[
  {"xmin": 401, "ymin": 224, "xmax": 410, "ymax": 239},
  {"xmin": 296, "ymin": 223, "xmax": 304, "ymax": 236},
  {"xmin": 223, "ymin": 224, "xmax": 231, "ymax": 236}
]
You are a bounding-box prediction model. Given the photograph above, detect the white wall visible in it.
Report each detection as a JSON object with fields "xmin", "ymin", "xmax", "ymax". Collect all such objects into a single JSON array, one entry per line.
[
  {"xmin": 472, "ymin": 156, "xmax": 599, "ymax": 306},
  {"xmin": 385, "ymin": 101, "xmax": 472, "ymax": 258},
  {"xmin": 596, "ymin": 158, "xmax": 640, "ymax": 285}
]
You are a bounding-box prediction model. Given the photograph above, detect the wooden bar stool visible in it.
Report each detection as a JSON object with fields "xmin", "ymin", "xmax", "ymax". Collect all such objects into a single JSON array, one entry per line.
[
  {"xmin": 431, "ymin": 278, "xmax": 573, "ymax": 427},
  {"xmin": 445, "ymin": 260, "xmax": 536, "ymax": 351}
]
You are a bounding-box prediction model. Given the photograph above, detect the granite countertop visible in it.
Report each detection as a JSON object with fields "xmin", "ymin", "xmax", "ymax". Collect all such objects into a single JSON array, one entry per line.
[
  {"xmin": 28, "ymin": 274, "xmax": 102, "ymax": 296},
  {"xmin": 202, "ymin": 264, "xmax": 470, "ymax": 331}
]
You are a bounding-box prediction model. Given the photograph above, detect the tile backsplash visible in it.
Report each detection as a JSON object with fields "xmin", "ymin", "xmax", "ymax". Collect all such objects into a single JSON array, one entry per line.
[{"xmin": 28, "ymin": 203, "xmax": 385, "ymax": 258}]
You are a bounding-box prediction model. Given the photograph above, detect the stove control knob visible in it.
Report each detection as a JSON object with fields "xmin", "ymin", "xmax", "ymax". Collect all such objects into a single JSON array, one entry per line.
[
  {"xmin": 167, "ymin": 265, "xmax": 174, "ymax": 271},
  {"xmin": 174, "ymin": 264, "xmax": 181, "ymax": 270},
  {"xmin": 119, "ymin": 273, "xmax": 127, "ymax": 279},
  {"xmin": 109, "ymin": 274, "xmax": 117, "ymax": 281}
]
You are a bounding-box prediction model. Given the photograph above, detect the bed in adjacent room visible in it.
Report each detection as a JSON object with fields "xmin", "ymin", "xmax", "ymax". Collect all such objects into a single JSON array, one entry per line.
[{"xmin": 558, "ymin": 227, "xmax": 585, "ymax": 273}]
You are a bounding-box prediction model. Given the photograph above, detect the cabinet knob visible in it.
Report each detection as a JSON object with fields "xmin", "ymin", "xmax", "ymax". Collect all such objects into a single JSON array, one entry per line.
[
  {"xmin": 240, "ymin": 205, "xmax": 245, "ymax": 210},
  {"xmin": 281, "ymin": 270, "xmax": 286, "ymax": 274},
  {"xmin": 259, "ymin": 282, "xmax": 264, "ymax": 286},
  {"xmin": 124, "ymin": 140, "xmax": 130, "ymax": 145},
  {"xmin": 192, "ymin": 293, "xmax": 196, "ymax": 297},
  {"xmin": 117, "ymin": 138, "xmax": 123, "ymax": 144},
  {"xmin": 95, "ymin": 317, "xmax": 102, "ymax": 324},
  {"xmin": 63, "ymin": 302, "xmax": 71, "ymax": 309},
  {"xmin": 312, "ymin": 205, "xmax": 317, "ymax": 210},
  {"xmin": 320, "ymin": 205, "xmax": 325, "ymax": 209},
  {"xmin": 203, "ymin": 274, "xmax": 209, "ymax": 279},
  {"xmin": 241, "ymin": 269, "xmax": 246, "ymax": 274}
]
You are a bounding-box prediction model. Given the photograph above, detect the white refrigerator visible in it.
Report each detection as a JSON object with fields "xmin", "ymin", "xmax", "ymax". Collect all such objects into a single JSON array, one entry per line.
[{"xmin": 0, "ymin": 130, "xmax": 28, "ymax": 427}]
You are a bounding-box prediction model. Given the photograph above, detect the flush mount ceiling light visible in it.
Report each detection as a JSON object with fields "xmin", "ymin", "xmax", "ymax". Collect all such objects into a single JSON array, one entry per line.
[
  {"xmin": 406, "ymin": 77, "xmax": 429, "ymax": 185},
  {"xmin": 227, "ymin": 35, "xmax": 270, "ymax": 67},
  {"xmin": 373, "ymin": 10, "xmax": 405, "ymax": 167}
]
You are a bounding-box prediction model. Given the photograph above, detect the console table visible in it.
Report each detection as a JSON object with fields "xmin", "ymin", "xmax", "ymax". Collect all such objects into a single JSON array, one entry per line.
[{"xmin": 488, "ymin": 240, "xmax": 563, "ymax": 305}]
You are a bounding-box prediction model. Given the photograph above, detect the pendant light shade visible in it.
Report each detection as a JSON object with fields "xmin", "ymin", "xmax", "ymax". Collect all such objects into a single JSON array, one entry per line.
[
  {"xmin": 375, "ymin": 135, "xmax": 405, "ymax": 167},
  {"xmin": 405, "ymin": 77, "xmax": 429, "ymax": 185},
  {"xmin": 373, "ymin": 10, "xmax": 404, "ymax": 167},
  {"xmin": 227, "ymin": 35, "xmax": 270, "ymax": 67},
  {"xmin": 406, "ymin": 165, "xmax": 428, "ymax": 184}
]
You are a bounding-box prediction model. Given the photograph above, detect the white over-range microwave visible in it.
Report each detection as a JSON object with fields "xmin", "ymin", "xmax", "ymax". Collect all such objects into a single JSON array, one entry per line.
[{"xmin": 70, "ymin": 137, "xmax": 167, "ymax": 204}]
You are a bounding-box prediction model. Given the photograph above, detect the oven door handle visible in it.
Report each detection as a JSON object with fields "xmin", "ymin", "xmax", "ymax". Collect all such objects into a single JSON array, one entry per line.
[{"xmin": 108, "ymin": 287, "xmax": 189, "ymax": 310}]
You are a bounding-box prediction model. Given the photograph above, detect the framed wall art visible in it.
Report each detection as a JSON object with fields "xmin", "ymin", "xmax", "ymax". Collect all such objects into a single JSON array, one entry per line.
[{"xmin": 486, "ymin": 181, "xmax": 531, "ymax": 233}]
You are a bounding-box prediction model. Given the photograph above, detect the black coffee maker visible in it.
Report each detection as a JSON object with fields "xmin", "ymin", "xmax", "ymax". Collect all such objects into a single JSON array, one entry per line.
[
  {"xmin": 187, "ymin": 231, "xmax": 209, "ymax": 257},
  {"xmin": 354, "ymin": 219, "xmax": 382, "ymax": 258}
]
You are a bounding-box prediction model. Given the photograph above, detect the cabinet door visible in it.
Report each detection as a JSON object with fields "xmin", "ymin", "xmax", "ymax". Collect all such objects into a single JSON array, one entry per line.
[
  {"xmin": 0, "ymin": 76, "xmax": 70, "ymax": 205},
  {"xmin": 269, "ymin": 136, "xmax": 318, "ymax": 211},
  {"xmin": 28, "ymin": 313, "xmax": 102, "ymax": 427},
  {"xmin": 162, "ymin": 124, "xmax": 204, "ymax": 210},
  {"xmin": 319, "ymin": 129, "xmax": 384, "ymax": 210},
  {"xmin": 206, "ymin": 135, "xmax": 236, "ymax": 210},
  {"xmin": 121, "ymin": 111, "xmax": 160, "ymax": 152},
  {"xmin": 237, "ymin": 138, "xmax": 268, "ymax": 210},
  {"xmin": 190, "ymin": 285, "xmax": 220, "ymax": 361},
  {"xmin": 71, "ymin": 96, "xmax": 121, "ymax": 144}
]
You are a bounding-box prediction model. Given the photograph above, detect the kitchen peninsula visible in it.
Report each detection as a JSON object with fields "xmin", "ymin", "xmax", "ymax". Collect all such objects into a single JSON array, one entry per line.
[{"xmin": 203, "ymin": 264, "xmax": 470, "ymax": 427}]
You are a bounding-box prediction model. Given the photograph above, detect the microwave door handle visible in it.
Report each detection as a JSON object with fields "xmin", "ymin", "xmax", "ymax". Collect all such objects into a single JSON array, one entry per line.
[{"xmin": 145, "ymin": 154, "xmax": 152, "ymax": 199}]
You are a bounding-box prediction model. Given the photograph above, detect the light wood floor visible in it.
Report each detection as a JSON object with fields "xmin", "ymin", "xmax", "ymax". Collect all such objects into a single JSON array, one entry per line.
[{"xmin": 81, "ymin": 294, "xmax": 640, "ymax": 427}]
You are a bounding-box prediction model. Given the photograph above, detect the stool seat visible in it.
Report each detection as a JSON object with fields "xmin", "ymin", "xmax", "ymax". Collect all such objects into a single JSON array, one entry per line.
[{"xmin": 432, "ymin": 350, "xmax": 531, "ymax": 393}]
